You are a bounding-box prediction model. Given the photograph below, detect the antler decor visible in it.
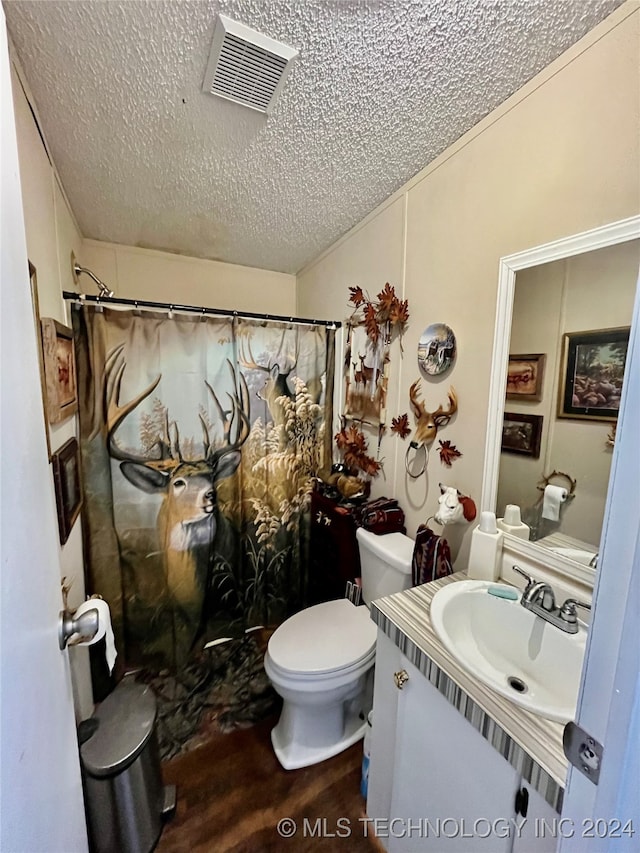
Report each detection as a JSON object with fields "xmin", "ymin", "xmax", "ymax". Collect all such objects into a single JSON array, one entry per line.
[
  {"xmin": 536, "ymin": 470, "xmax": 577, "ymax": 497},
  {"xmin": 404, "ymin": 382, "xmax": 458, "ymax": 478},
  {"xmin": 409, "ymin": 381, "xmax": 457, "ymax": 447}
]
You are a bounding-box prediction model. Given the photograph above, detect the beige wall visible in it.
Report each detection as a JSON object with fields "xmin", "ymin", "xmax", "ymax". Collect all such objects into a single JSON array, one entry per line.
[
  {"xmin": 297, "ymin": 3, "xmax": 640, "ymax": 567},
  {"xmin": 80, "ymin": 240, "xmax": 296, "ymax": 315},
  {"xmin": 10, "ymin": 56, "xmax": 93, "ymax": 719},
  {"xmin": 498, "ymin": 241, "xmax": 639, "ymax": 547}
]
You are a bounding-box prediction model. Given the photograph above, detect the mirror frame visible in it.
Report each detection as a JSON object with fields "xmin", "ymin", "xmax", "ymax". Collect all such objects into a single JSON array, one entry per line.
[{"xmin": 482, "ymin": 215, "xmax": 640, "ymax": 586}]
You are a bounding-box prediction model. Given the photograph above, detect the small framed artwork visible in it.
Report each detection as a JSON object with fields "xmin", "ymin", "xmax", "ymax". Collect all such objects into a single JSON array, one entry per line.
[
  {"xmin": 558, "ymin": 327, "xmax": 629, "ymax": 421},
  {"xmin": 344, "ymin": 321, "xmax": 388, "ymax": 426},
  {"xmin": 52, "ymin": 437, "xmax": 82, "ymax": 544},
  {"xmin": 506, "ymin": 353, "xmax": 546, "ymax": 402},
  {"xmin": 501, "ymin": 412, "xmax": 543, "ymax": 458},
  {"xmin": 41, "ymin": 318, "xmax": 78, "ymax": 424}
]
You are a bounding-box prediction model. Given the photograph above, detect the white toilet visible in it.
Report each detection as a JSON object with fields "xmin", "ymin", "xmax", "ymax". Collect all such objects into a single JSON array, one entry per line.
[{"xmin": 264, "ymin": 527, "xmax": 414, "ymax": 770}]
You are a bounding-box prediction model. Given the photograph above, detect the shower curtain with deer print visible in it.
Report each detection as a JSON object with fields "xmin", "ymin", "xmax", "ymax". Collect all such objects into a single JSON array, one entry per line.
[{"xmin": 73, "ymin": 304, "xmax": 334, "ymax": 756}]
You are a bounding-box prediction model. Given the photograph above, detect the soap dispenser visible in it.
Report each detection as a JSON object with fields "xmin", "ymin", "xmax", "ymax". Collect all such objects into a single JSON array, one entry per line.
[
  {"xmin": 497, "ymin": 504, "xmax": 530, "ymax": 540},
  {"xmin": 467, "ymin": 511, "xmax": 503, "ymax": 581}
]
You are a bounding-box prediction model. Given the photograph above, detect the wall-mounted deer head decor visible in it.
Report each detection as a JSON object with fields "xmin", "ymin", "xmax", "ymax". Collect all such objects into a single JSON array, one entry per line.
[
  {"xmin": 405, "ymin": 382, "xmax": 458, "ymax": 477},
  {"xmin": 409, "ymin": 381, "xmax": 457, "ymax": 447}
]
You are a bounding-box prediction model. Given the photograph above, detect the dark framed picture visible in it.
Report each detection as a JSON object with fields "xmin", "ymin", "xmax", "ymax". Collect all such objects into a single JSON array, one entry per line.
[
  {"xmin": 52, "ymin": 438, "xmax": 82, "ymax": 544},
  {"xmin": 501, "ymin": 412, "xmax": 543, "ymax": 458},
  {"xmin": 41, "ymin": 318, "xmax": 78, "ymax": 424},
  {"xmin": 506, "ymin": 353, "xmax": 546, "ymax": 402},
  {"xmin": 558, "ymin": 327, "xmax": 629, "ymax": 421}
]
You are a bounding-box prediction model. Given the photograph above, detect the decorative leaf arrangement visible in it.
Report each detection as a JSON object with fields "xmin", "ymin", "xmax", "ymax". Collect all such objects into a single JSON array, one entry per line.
[
  {"xmin": 438, "ymin": 440, "xmax": 462, "ymax": 467},
  {"xmin": 391, "ymin": 413, "xmax": 411, "ymax": 439},
  {"xmin": 348, "ymin": 283, "xmax": 410, "ymax": 349},
  {"xmin": 334, "ymin": 422, "xmax": 382, "ymax": 478}
]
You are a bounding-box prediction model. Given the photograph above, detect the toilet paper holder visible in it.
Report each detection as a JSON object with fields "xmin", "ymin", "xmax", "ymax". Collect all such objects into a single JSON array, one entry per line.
[
  {"xmin": 536, "ymin": 469, "xmax": 577, "ymax": 499},
  {"xmin": 58, "ymin": 606, "xmax": 99, "ymax": 650}
]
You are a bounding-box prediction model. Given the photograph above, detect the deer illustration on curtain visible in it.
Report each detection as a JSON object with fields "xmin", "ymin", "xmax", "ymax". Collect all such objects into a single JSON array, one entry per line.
[{"xmin": 74, "ymin": 306, "xmax": 333, "ymax": 751}]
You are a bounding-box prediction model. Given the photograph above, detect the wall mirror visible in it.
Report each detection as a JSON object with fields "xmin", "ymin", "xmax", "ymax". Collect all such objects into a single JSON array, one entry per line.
[{"xmin": 482, "ymin": 216, "xmax": 640, "ymax": 585}]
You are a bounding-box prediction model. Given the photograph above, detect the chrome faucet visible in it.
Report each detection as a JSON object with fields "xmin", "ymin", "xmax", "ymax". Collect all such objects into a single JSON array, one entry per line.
[
  {"xmin": 512, "ymin": 565, "xmax": 591, "ymax": 634},
  {"xmin": 588, "ymin": 552, "xmax": 599, "ymax": 569}
]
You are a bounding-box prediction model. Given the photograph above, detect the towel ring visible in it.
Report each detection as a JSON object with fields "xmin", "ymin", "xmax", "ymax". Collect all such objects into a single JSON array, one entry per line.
[{"xmin": 405, "ymin": 441, "xmax": 428, "ymax": 478}]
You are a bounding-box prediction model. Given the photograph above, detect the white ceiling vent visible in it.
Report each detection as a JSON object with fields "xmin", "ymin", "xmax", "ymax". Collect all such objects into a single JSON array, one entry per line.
[{"xmin": 202, "ymin": 15, "xmax": 299, "ymax": 114}]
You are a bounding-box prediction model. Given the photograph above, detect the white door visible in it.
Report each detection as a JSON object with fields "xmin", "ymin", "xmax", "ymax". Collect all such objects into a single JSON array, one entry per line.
[
  {"xmin": 0, "ymin": 10, "xmax": 88, "ymax": 852},
  {"xmin": 559, "ymin": 274, "xmax": 640, "ymax": 850}
]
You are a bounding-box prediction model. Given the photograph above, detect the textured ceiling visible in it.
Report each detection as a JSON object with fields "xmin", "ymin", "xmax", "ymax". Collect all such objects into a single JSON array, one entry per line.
[{"xmin": 4, "ymin": 0, "xmax": 624, "ymax": 274}]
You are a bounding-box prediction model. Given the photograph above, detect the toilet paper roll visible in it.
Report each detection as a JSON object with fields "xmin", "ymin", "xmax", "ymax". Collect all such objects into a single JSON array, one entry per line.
[
  {"xmin": 70, "ymin": 598, "xmax": 117, "ymax": 674},
  {"xmin": 541, "ymin": 484, "xmax": 568, "ymax": 522}
]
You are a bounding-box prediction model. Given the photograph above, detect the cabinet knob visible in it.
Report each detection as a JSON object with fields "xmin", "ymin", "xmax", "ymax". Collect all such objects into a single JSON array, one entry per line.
[{"xmin": 394, "ymin": 669, "xmax": 409, "ymax": 689}]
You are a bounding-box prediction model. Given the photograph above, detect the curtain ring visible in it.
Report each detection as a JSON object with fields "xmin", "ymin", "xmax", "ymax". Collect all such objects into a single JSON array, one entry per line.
[{"xmin": 405, "ymin": 441, "xmax": 427, "ymax": 478}]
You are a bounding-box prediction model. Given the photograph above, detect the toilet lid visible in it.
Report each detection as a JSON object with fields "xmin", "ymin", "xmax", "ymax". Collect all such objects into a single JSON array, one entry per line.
[{"xmin": 267, "ymin": 599, "xmax": 377, "ymax": 675}]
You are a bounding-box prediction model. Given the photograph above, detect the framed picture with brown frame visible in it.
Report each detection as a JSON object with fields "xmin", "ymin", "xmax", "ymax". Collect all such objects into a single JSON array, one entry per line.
[
  {"xmin": 558, "ymin": 327, "xmax": 629, "ymax": 422},
  {"xmin": 41, "ymin": 317, "xmax": 78, "ymax": 424},
  {"xmin": 52, "ymin": 437, "xmax": 82, "ymax": 544},
  {"xmin": 501, "ymin": 412, "xmax": 543, "ymax": 458},
  {"xmin": 28, "ymin": 262, "xmax": 52, "ymax": 459},
  {"xmin": 506, "ymin": 353, "xmax": 546, "ymax": 402}
]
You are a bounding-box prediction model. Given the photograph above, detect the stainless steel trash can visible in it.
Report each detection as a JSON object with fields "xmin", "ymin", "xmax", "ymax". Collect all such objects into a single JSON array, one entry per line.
[{"xmin": 80, "ymin": 679, "xmax": 175, "ymax": 853}]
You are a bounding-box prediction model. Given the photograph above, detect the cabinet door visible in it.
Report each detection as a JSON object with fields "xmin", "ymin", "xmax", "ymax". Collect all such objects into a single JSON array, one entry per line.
[
  {"xmin": 367, "ymin": 630, "xmax": 403, "ymax": 825},
  {"xmin": 513, "ymin": 783, "xmax": 559, "ymax": 853},
  {"xmin": 388, "ymin": 655, "xmax": 520, "ymax": 853}
]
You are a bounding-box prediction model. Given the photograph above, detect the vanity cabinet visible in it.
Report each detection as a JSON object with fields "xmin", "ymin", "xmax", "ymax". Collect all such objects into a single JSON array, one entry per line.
[{"xmin": 368, "ymin": 632, "xmax": 558, "ymax": 853}]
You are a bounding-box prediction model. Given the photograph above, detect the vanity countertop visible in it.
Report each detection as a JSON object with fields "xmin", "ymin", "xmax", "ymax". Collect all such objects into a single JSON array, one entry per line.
[{"xmin": 371, "ymin": 572, "xmax": 568, "ymax": 809}]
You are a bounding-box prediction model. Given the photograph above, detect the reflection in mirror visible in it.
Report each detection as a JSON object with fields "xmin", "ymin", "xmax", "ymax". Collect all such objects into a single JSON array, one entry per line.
[
  {"xmin": 497, "ymin": 238, "xmax": 639, "ymax": 560},
  {"xmin": 481, "ymin": 216, "xmax": 640, "ymax": 584}
]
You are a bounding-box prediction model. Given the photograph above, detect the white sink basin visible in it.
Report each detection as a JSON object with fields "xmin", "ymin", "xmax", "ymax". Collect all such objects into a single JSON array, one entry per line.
[{"xmin": 430, "ymin": 580, "xmax": 586, "ymax": 722}]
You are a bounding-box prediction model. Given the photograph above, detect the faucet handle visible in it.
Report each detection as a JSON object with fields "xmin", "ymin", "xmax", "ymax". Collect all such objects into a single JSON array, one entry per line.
[
  {"xmin": 559, "ymin": 598, "xmax": 592, "ymax": 625},
  {"xmin": 511, "ymin": 564, "xmax": 534, "ymax": 587}
]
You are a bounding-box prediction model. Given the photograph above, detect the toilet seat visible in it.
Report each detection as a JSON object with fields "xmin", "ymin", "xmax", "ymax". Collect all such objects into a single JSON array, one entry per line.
[{"xmin": 267, "ymin": 598, "xmax": 377, "ymax": 678}]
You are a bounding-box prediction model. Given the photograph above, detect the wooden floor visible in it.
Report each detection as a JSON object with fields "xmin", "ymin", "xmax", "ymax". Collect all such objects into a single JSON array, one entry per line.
[{"xmin": 156, "ymin": 715, "xmax": 381, "ymax": 853}]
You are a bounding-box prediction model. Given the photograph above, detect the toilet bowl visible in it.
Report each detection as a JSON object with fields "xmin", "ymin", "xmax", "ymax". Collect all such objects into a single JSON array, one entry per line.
[{"xmin": 265, "ymin": 528, "xmax": 414, "ymax": 770}]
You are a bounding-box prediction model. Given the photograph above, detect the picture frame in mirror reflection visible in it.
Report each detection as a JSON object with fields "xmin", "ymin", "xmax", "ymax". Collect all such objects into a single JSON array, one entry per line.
[
  {"xmin": 506, "ymin": 353, "xmax": 546, "ymax": 401},
  {"xmin": 501, "ymin": 412, "xmax": 543, "ymax": 458},
  {"xmin": 558, "ymin": 327, "xmax": 629, "ymax": 421}
]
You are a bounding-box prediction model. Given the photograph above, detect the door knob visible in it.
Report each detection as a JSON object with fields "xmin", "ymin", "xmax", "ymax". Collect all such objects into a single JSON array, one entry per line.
[{"xmin": 394, "ymin": 669, "xmax": 409, "ymax": 689}]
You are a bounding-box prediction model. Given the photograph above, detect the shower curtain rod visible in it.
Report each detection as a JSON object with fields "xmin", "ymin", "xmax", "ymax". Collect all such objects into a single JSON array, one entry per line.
[{"xmin": 62, "ymin": 291, "xmax": 341, "ymax": 329}]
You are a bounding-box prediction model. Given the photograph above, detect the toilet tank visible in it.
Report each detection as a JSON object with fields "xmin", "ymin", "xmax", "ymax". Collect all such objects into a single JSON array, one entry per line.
[{"xmin": 356, "ymin": 528, "xmax": 414, "ymax": 605}]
